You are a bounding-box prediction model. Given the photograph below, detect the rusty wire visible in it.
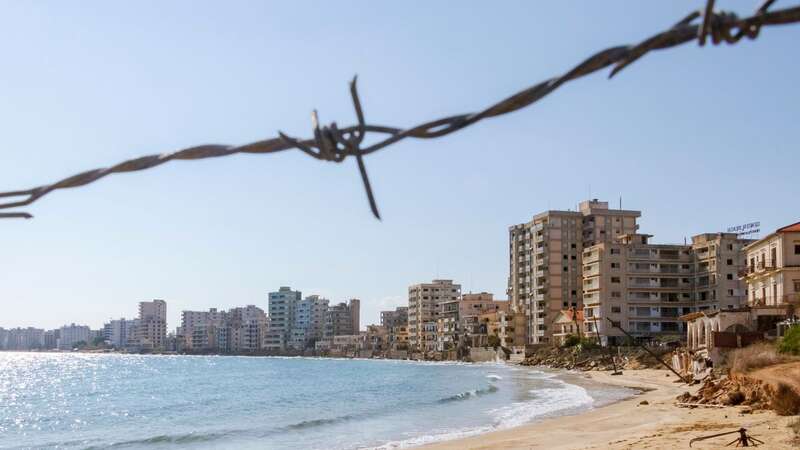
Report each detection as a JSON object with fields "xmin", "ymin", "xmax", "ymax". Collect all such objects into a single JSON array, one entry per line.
[{"xmin": 1, "ymin": 1, "xmax": 799, "ymax": 220}]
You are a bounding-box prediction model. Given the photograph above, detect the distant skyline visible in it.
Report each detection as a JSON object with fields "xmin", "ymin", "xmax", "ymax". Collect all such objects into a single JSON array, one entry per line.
[{"xmin": 2, "ymin": 1, "xmax": 798, "ymax": 330}]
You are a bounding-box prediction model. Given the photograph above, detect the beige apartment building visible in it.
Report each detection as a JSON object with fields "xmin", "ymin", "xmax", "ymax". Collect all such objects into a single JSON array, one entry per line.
[
  {"xmin": 135, "ymin": 299, "xmax": 167, "ymax": 350},
  {"xmin": 582, "ymin": 233, "xmax": 750, "ymax": 345},
  {"xmin": 508, "ymin": 199, "xmax": 640, "ymax": 344},
  {"xmin": 408, "ymin": 279, "xmax": 461, "ymax": 351},
  {"xmin": 742, "ymin": 222, "xmax": 800, "ymax": 309},
  {"xmin": 691, "ymin": 233, "xmax": 751, "ymax": 309}
]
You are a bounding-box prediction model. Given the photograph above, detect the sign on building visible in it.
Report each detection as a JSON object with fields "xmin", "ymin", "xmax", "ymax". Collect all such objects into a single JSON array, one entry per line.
[{"xmin": 727, "ymin": 221, "xmax": 760, "ymax": 238}]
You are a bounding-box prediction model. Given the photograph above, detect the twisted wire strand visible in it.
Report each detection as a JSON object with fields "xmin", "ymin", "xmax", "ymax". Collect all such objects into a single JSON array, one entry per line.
[{"xmin": 2, "ymin": 1, "xmax": 799, "ymax": 220}]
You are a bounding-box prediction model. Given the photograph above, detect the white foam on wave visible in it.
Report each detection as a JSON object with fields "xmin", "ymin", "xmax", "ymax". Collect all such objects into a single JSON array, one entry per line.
[
  {"xmin": 369, "ymin": 424, "xmax": 495, "ymax": 449},
  {"xmin": 491, "ymin": 379, "xmax": 594, "ymax": 429},
  {"xmin": 485, "ymin": 374, "xmax": 502, "ymax": 381}
]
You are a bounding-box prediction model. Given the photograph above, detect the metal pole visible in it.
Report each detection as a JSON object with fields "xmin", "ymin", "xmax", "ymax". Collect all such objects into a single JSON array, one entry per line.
[{"xmin": 606, "ymin": 318, "xmax": 689, "ymax": 383}]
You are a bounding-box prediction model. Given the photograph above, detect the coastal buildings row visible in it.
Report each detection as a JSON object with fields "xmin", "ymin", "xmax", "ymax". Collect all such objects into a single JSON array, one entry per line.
[
  {"xmin": 0, "ymin": 324, "xmax": 104, "ymax": 351},
  {"xmin": 263, "ymin": 287, "xmax": 361, "ymax": 352},
  {"xmin": 508, "ymin": 199, "xmax": 759, "ymax": 346},
  {"xmin": 179, "ymin": 305, "xmax": 268, "ymax": 352},
  {"xmin": 403, "ymin": 279, "xmax": 525, "ymax": 358},
  {"xmin": 681, "ymin": 222, "xmax": 800, "ymax": 361}
]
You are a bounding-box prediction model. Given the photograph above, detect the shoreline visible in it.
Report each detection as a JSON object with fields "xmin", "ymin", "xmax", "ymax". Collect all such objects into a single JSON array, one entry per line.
[{"xmin": 421, "ymin": 368, "xmax": 798, "ymax": 450}]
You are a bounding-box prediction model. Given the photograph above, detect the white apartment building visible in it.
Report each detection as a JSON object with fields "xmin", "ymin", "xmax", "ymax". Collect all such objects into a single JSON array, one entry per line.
[
  {"xmin": 290, "ymin": 295, "xmax": 329, "ymax": 350},
  {"xmin": 0, "ymin": 328, "xmax": 45, "ymax": 350},
  {"xmin": 265, "ymin": 287, "xmax": 301, "ymax": 351},
  {"xmin": 408, "ymin": 279, "xmax": 461, "ymax": 351},
  {"xmin": 508, "ymin": 200, "xmax": 640, "ymax": 344},
  {"xmin": 103, "ymin": 318, "xmax": 139, "ymax": 348},
  {"xmin": 58, "ymin": 323, "xmax": 91, "ymax": 350},
  {"xmin": 742, "ymin": 221, "xmax": 800, "ymax": 308}
]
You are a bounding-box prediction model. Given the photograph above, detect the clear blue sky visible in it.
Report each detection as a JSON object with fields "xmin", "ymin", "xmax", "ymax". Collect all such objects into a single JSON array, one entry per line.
[{"xmin": 1, "ymin": 1, "xmax": 798, "ymax": 330}]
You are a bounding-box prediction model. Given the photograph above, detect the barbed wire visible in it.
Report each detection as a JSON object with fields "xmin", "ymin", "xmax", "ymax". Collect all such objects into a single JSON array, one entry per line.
[{"xmin": 1, "ymin": 0, "xmax": 798, "ymax": 221}]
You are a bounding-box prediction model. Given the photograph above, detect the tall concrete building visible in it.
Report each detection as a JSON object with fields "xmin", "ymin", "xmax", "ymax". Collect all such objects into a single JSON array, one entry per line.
[
  {"xmin": 508, "ymin": 199, "xmax": 640, "ymax": 344},
  {"xmin": 408, "ymin": 279, "xmax": 461, "ymax": 351},
  {"xmin": 44, "ymin": 329, "xmax": 59, "ymax": 349},
  {"xmin": 265, "ymin": 287, "xmax": 302, "ymax": 351},
  {"xmin": 0, "ymin": 328, "xmax": 44, "ymax": 350},
  {"xmin": 179, "ymin": 305, "xmax": 267, "ymax": 352},
  {"xmin": 103, "ymin": 318, "xmax": 138, "ymax": 348},
  {"xmin": 58, "ymin": 323, "xmax": 91, "ymax": 350},
  {"xmin": 289, "ymin": 295, "xmax": 329, "ymax": 350},
  {"xmin": 691, "ymin": 233, "xmax": 751, "ymax": 310},
  {"xmin": 380, "ymin": 306, "xmax": 408, "ymax": 329},
  {"xmin": 134, "ymin": 299, "xmax": 167, "ymax": 350},
  {"xmin": 582, "ymin": 232, "xmax": 751, "ymax": 344},
  {"xmin": 323, "ymin": 299, "xmax": 361, "ymax": 339},
  {"xmin": 180, "ymin": 308, "xmax": 228, "ymax": 351},
  {"xmin": 227, "ymin": 305, "xmax": 268, "ymax": 352}
]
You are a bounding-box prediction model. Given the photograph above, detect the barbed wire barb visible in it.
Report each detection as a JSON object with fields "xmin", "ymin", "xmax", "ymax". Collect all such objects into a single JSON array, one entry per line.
[{"xmin": 2, "ymin": 0, "xmax": 799, "ymax": 220}]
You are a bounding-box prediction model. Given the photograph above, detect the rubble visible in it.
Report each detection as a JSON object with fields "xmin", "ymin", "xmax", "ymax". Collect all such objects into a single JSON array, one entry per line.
[
  {"xmin": 676, "ymin": 374, "xmax": 775, "ymax": 410},
  {"xmin": 519, "ymin": 345, "xmax": 671, "ymax": 371}
]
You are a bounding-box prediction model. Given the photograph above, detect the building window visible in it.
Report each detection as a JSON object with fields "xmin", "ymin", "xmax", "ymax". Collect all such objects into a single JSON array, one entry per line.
[
  {"xmin": 611, "ymin": 277, "xmax": 620, "ymax": 283},
  {"xmin": 563, "ymin": 267, "xmax": 568, "ymax": 272},
  {"xmin": 726, "ymin": 259, "xmax": 733, "ymax": 265},
  {"xmin": 611, "ymin": 306, "xmax": 621, "ymax": 313},
  {"xmin": 794, "ymin": 280, "xmax": 800, "ymax": 292},
  {"xmin": 610, "ymin": 248, "xmax": 620, "ymax": 255},
  {"xmin": 795, "ymin": 244, "xmax": 800, "ymax": 255},
  {"xmin": 563, "ymin": 255, "xmax": 568, "ymax": 260}
]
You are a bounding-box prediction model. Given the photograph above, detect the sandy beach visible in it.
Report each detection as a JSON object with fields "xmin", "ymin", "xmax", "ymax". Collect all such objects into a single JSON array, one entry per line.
[{"xmin": 423, "ymin": 368, "xmax": 798, "ymax": 449}]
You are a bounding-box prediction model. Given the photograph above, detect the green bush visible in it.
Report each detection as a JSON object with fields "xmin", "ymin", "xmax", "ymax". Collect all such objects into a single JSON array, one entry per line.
[
  {"xmin": 487, "ymin": 334, "xmax": 501, "ymax": 349},
  {"xmin": 563, "ymin": 334, "xmax": 581, "ymax": 347},
  {"xmin": 778, "ymin": 325, "xmax": 800, "ymax": 355}
]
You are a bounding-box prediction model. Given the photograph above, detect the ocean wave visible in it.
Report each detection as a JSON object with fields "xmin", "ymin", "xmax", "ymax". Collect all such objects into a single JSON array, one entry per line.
[
  {"xmin": 437, "ymin": 385, "xmax": 499, "ymax": 403},
  {"xmin": 99, "ymin": 430, "xmax": 232, "ymax": 448},
  {"xmin": 283, "ymin": 413, "xmax": 359, "ymax": 431},
  {"xmin": 485, "ymin": 374, "xmax": 503, "ymax": 381}
]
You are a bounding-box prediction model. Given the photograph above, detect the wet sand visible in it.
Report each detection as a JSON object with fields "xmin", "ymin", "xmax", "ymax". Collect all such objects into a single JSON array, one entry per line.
[{"xmin": 422, "ymin": 368, "xmax": 798, "ymax": 449}]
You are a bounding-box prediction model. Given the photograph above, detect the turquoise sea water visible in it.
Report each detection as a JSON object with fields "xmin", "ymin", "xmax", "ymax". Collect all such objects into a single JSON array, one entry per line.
[{"xmin": 0, "ymin": 353, "xmax": 635, "ymax": 449}]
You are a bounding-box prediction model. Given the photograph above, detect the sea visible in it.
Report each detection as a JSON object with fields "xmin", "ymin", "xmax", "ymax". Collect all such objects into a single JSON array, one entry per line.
[{"xmin": 0, "ymin": 353, "xmax": 637, "ymax": 449}]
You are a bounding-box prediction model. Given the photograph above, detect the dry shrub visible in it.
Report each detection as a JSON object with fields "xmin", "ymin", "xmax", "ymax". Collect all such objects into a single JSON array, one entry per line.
[
  {"xmin": 729, "ymin": 342, "xmax": 787, "ymax": 373},
  {"xmin": 771, "ymin": 383, "xmax": 800, "ymax": 416}
]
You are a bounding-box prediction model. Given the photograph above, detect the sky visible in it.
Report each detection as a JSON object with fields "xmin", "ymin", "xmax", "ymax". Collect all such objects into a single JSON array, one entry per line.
[{"xmin": 1, "ymin": 1, "xmax": 798, "ymax": 330}]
